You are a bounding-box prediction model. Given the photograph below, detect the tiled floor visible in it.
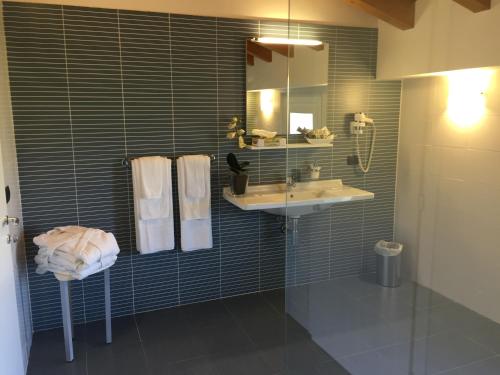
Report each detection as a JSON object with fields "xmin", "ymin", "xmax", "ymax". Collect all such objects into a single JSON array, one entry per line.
[
  {"xmin": 286, "ymin": 275, "xmax": 500, "ymax": 375},
  {"xmin": 27, "ymin": 276, "xmax": 500, "ymax": 375},
  {"xmin": 27, "ymin": 290, "xmax": 348, "ymax": 375}
]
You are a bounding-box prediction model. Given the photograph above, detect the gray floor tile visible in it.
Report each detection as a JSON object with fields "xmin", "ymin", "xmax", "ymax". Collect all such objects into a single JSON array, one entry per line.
[
  {"xmin": 27, "ymin": 285, "xmax": 500, "ymax": 375},
  {"xmin": 313, "ymin": 300, "xmax": 473, "ymax": 360},
  {"xmin": 321, "ymin": 274, "xmax": 382, "ymax": 299},
  {"xmin": 410, "ymin": 285, "xmax": 453, "ymax": 311},
  {"xmin": 440, "ymin": 355, "xmax": 500, "ymax": 375},
  {"xmin": 411, "ymin": 331, "xmax": 495, "ymax": 374},
  {"xmin": 136, "ymin": 307, "xmax": 208, "ymax": 366},
  {"xmin": 166, "ymin": 356, "xmax": 218, "ymax": 375},
  {"xmin": 315, "ymin": 359, "xmax": 351, "ymax": 375},
  {"xmin": 27, "ymin": 327, "xmax": 87, "ymax": 375},
  {"xmin": 409, "ymin": 302, "xmax": 500, "ymax": 344},
  {"xmin": 340, "ymin": 331, "xmax": 495, "ymax": 375},
  {"xmin": 189, "ymin": 321, "xmax": 257, "ymax": 357},
  {"xmin": 85, "ymin": 316, "xmax": 147, "ymax": 375},
  {"xmin": 181, "ymin": 300, "xmax": 235, "ymax": 330},
  {"xmin": 307, "ymin": 293, "xmax": 382, "ymax": 338},
  {"xmin": 356, "ymin": 283, "xmax": 450, "ymax": 318},
  {"xmin": 209, "ymin": 350, "xmax": 276, "ymax": 375},
  {"xmin": 314, "ymin": 319, "xmax": 412, "ymax": 359},
  {"xmin": 358, "ymin": 291, "xmax": 413, "ymax": 320},
  {"xmin": 223, "ymin": 292, "xmax": 282, "ymax": 323},
  {"xmin": 261, "ymin": 289, "xmax": 286, "ymax": 314},
  {"xmin": 454, "ymin": 311, "xmax": 500, "ymax": 354},
  {"xmin": 383, "ymin": 303, "xmax": 459, "ymax": 341},
  {"xmin": 279, "ymin": 358, "xmax": 350, "ymax": 375},
  {"xmin": 167, "ymin": 350, "xmax": 276, "ymax": 375},
  {"xmin": 338, "ymin": 340, "xmax": 413, "ymax": 375},
  {"xmin": 258, "ymin": 336, "xmax": 335, "ymax": 374},
  {"xmin": 222, "ymin": 293, "xmax": 289, "ymax": 347}
]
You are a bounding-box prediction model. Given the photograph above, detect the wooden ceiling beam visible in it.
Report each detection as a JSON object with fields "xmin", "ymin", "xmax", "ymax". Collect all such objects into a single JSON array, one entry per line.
[
  {"xmin": 453, "ymin": 0, "xmax": 491, "ymax": 12},
  {"xmin": 246, "ymin": 39, "xmax": 272, "ymax": 63},
  {"xmin": 343, "ymin": 0, "xmax": 416, "ymax": 30},
  {"xmin": 246, "ymin": 53, "xmax": 254, "ymax": 66}
]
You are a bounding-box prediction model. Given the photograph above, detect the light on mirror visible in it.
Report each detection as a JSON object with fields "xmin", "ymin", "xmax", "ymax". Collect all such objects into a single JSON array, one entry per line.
[
  {"xmin": 447, "ymin": 68, "xmax": 492, "ymax": 129},
  {"xmin": 260, "ymin": 89, "xmax": 279, "ymax": 119},
  {"xmin": 254, "ymin": 37, "xmax": 322, "ymax": 46}
]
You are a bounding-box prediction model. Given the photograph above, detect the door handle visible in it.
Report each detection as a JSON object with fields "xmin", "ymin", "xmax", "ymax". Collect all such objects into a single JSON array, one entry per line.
[{"xmin": 1, "ymin": 216, "xmax": 20, "ymax": 226}]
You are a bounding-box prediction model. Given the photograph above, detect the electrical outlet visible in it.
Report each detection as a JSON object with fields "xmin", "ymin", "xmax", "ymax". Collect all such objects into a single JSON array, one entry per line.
[{"xmin": 347, "ymin": 155, "xmax": 359, "ymax": 165}]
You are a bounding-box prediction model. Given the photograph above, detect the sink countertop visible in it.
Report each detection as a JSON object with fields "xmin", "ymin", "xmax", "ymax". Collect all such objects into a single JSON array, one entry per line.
[{"xmin": 223, "ymin": 179, "xmax": 374, "ymax": 211}]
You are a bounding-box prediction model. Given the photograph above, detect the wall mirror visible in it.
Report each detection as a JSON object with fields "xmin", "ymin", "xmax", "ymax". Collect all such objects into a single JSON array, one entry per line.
[{"xmin": 246, "ymin": 38, "xmax": 329, "ymax": 136}]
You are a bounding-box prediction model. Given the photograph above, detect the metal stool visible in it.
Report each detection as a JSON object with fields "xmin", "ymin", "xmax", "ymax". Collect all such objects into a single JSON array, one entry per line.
[{"xmin": 59, "ymin": 267, "xmax": 112, "ymax": 362}]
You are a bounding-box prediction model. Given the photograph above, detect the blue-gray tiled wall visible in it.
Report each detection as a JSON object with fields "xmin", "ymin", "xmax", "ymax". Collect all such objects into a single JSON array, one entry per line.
[{"xmin": 3, "ymin": 1, "xmax": 401, "ymax": 331}]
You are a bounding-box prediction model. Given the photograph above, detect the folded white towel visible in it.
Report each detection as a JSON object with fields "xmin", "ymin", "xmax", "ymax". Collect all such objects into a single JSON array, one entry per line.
[
  {"xmin": 138, "ymin": 156, "xmax": 164, "ymax": 199},
  {"xmin": 132, "ymin": 157, "xmax": 172, "ymax": 221},
  {"xmin": 35, "ymin": 254, "xmax": 117, "ymax": 281},
  {"xmin": 35, "ymin": 250, "xmax": 80, "ymax": 272},
  {"xmin": 177, "ymin": 155, "xmax": 212, "ymax": 251},
  {"xmin": 132, "ymin": 156, "xmax": 174, "ymax": 253},
  {"xmin": 177, "ymin": 156, "xmax": 210, "ymax": 220},
  {"xmin": 33, "ymin": 226, "xmax": 120, "ymax": 265},
  {"xmin": 35, "ymin": 250, "xmax": 116, "ymax": 273},
  {"xmin": 182, "ymin": 155, "xmax": 208, "ymax": 199}
]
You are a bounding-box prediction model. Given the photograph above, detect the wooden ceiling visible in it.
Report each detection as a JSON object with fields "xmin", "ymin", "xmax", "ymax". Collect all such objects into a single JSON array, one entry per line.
[
  {"xmin": 343, "ymin": 0, "xmax": 491, "ymax": 30},
  {"xmin": 343, "ymin": 0, "xmax": 416, "ymax": 30},
  {"xmin": 453, "ymin": 0, "xmax": 491, "ymax": 12}
]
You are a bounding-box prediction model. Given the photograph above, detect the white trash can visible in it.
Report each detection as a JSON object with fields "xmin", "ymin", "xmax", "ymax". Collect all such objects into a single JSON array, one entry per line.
[{"xmin": 375, "ymin": 240, "xmax": 403, "ymax": 287}]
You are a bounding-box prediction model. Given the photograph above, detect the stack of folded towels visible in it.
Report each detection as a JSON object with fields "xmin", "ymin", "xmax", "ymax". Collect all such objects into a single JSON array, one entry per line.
[{"xmin": 33, "ymin": 226, "xmax": 120, "ymax": 281}]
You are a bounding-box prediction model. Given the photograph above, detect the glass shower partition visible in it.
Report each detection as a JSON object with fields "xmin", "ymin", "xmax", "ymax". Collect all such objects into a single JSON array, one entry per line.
[{"xmin": 281, "ymin": 6, "xmax": 422, "ymax": 375}]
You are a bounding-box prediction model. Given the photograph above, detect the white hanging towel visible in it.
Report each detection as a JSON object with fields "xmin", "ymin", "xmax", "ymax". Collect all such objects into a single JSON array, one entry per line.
[
  {"xmin": 184, "ymin": 155, "xmax": 206, "ymax": 199},
  {"xmin": 138, "ymin": 156, "xmax": 164, "ymax": 199},
  {"xmin": 177, "ymin": 155, "xmax": 212, "ymax": 251},
  {"xmin": 132, "ymin": 156, "xmax": 175, "ymax": 254}
]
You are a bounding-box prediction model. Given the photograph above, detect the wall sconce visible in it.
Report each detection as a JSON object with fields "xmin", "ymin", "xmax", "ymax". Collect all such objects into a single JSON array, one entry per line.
[{"xmin": 447, "ymin": 69, "xmax": 492, "ymax": 129}]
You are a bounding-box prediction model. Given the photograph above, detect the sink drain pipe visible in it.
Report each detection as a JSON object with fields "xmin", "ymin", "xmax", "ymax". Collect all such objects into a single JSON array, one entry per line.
[
  {"xmin": 278, "ymin": 216, "xmax": 300, "ymax": 246},
  {"xmin": 290, "ymin": 217, "xmax": 299, "ymax": 246},
  {"xmin": 280, "ymin": 216, "xmax": 300, "ymax": 246}
]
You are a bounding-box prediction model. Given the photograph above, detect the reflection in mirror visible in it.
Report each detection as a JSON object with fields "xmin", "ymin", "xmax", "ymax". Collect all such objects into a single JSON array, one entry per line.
[{"xmin": 246, "ymin": 38, "xmax": 329, "ymax": 137}]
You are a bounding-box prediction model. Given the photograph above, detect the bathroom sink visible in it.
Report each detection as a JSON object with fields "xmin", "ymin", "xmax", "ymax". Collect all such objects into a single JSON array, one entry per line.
[{"xmin": 223, "ymin": 179, "xmax": 374, "ymax": 218}]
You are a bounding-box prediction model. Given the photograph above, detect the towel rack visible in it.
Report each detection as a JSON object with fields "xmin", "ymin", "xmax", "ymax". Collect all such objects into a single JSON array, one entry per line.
[{"xmin": 121, "ymin": 154, "xmax": 216, "ymax": 168}]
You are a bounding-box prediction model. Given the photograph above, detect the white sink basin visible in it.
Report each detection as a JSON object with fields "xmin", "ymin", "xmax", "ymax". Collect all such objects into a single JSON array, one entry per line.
[{"xmin": 223, "ymin": 179, "xmax": 374, "ymax": 218}]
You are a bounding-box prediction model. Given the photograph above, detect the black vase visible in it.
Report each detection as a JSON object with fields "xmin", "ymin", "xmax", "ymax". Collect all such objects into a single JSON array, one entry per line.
[{"xmin": 230, "ymin": 173, "xmax": 249, "ymax": 195}]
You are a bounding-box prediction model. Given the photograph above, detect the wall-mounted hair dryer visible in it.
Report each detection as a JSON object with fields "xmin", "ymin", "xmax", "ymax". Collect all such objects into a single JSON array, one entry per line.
[{"xmin": 350, "ymin": 112, "xmax": 376, "ymax": 173}]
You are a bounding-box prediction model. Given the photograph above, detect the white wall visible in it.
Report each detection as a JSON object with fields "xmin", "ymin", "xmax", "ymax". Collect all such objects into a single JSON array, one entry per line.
[
  {"xmin": 0, "ymin": 2, "xmax": 32, "ymax": 370},
  {"xmin": 378, "ymin": 0, "xmax": 500, "ymax": 79},
  {"xmin": 8, "ymin": 0, "xmax": 378, "ymax": 27},
  {"xmin": 396, "ymin": 68, "xmax": 500, "ymax": 323}
]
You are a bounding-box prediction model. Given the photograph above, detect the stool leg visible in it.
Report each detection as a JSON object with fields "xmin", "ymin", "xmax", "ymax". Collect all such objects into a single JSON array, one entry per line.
[
  {"xmin": 68, "ymin": 283, "xmax": 73, "ymax": 340},
  {"xmin": 104, "ymin": 268, "xmax": 112, "ymax": 344},
  {"xmin": 59, "ymin": 281, "xmax": 74, "ymax": 362}
]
